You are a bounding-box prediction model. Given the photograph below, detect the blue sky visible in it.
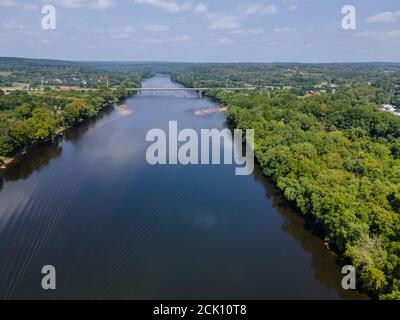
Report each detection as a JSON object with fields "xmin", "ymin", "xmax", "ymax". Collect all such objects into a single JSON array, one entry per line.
[{"xmin": 0, "ymin": 0, "xmax": 400, "ymax": 62}]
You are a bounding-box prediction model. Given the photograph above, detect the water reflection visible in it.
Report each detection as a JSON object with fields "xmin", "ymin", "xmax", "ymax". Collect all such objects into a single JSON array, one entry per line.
[
  {"xmin": 252, "ymin": 166, "xmax": 367, "ymax": 300},
  {"xmin": 0, "ymin": 106, "xmax": 115, "ymax": 191},
  {"xmin": 0, "ymin": 145, "xmax": 62, "ymax": 189}
]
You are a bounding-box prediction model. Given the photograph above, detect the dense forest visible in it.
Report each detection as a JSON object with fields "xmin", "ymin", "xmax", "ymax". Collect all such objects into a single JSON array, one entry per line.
[{"xmin": 207, "ymin": 86, "xmax": 400, "ymax": 300}]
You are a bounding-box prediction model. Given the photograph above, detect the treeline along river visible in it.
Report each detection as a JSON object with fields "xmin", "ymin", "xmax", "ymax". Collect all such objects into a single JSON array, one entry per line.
[{"xmin": 0, "ymin": 75, "xmax": 367, "ymax": 299}]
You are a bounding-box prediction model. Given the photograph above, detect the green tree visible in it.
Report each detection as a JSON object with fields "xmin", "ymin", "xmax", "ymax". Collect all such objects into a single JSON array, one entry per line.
[{"xmin": 14, "ymin": 103, "xmax": 32, "ymax": 119}]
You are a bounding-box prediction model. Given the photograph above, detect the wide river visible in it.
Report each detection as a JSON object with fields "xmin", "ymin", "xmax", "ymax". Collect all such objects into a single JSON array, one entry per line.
[{"xmin": 0, "ymin": 75, "xmax": 366, "ymax": 299}]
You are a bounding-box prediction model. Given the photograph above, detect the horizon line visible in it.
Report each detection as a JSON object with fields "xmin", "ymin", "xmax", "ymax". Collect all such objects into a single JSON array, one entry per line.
[{"xmin": 2, "ymin": 56, "xmax": 400, "ymax": 65}]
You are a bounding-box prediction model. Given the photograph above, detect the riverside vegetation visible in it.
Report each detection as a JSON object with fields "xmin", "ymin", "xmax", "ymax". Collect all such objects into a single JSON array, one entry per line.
[
  {"xmin": 0, "ymin": 84, "xmax": 138, "ymax": 164},
  {"xmin": 206, "ymin": 86, "xmax": 400, "ymax": 300}
]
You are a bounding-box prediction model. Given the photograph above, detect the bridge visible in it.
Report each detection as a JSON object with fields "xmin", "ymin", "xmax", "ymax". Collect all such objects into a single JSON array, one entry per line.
[
  {"xmin": 2, "ymin": 86, "xmax": 256, "ymax": 98},
  {"xmin": 122, "ymin": 87, "xmax": 256, "ymax": 98}
]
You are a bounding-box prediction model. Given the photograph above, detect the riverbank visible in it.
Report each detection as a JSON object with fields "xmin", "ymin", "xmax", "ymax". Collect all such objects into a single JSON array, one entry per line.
[
  {"xmin": 229, "ymin": 107, "xmax": 375, "ymax": 300},
  {"xmin": 169, "ymin": 79, "xmax": 367, "ymax": 293},
  {"xmin": 0, "ymin": 156, "xmax": 18, "ymax": 169},
  {"xmin": 0, "ymin": 126, "xmax": 67, "ymax": 170},
  {"xmin": 217, "ymin": 90, "xmax": 400, "ymax": 300},
  {"xmin": 0, "ymin": 93, "xmax": 132, "ymax": 171}
]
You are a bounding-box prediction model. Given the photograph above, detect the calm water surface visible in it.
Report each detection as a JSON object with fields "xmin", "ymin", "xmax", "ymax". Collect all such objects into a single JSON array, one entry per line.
[{"xmin": 0, "ymin": 75, "xmax": 367, "ymax": 299}]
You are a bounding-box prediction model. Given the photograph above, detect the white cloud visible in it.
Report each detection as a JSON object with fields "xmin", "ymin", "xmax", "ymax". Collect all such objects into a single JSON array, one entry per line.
[
  {"xmin": 1, "ymin": 21, "xmax": 29, "ymax": 31},
  {"xmin": 0, "ymin": 0, "xmax": 38, "ymax": 10},
  {"xmin": 133, "ymin": 0, "xmax": 192, "ymax": 13},
  {"xmin": 136, "ymin": 34, "xmax": 191, "ymax": 44},
  {"xmin": 206, "ymin": 3, "xmax": 278, "ymax": 31},
  {"xmin": 274, "ymin": 26, "xmax": 297, "ymax": 33},
  {"xmin": 204, "ymin": 3, "xmax": 279, "ymax": 32},
  {"xmin": 229, "ymin": 27, "xmax": 264, "ymax": 35},
  {"xmin": 143, "ymin": 24, "xmax": 169, "ymax": 32},
  {"xmin": 218, "ymin": 37, "xmax": 234, "ymax": 45},
  {"xmin": 366, "ymin": 11, "xmax": 400, "ymax": 24},
  {"xmin": 238, "ymin": 3, "xmax": 279, "ymax": 17},
  {"xmin": 175, "ymin": 34, "xmax": 191, "ymax": 42},
  {"xmin": 108, "ymin": 25, "xmax": 136, "ymax": 38},
  {"xmin": 194, "ymin": 2, "xmax": 207, "ymax": 14},
  {"xmin": 208, "ymin": 15, "xmax": 241, "ymax": 30},
  {"xmin": 49, "ymin": 0, "xmax": 115, "ymax": 9},
  {"xmin": 356, "ymin": 30, "xmax": 400, "ymax": 41},
  {"xmin": 248, "ymin": 27, "xmax": 264, "ymax": 35},
  {"xmin": 0, "ymin": 0, "xmax": 18, "ymax": 6},
  {"xmin": 107, "ymin": 23, "xmax": 171, "ymax": 39},
  {"xmin": 259, "ymin": 4, "xmax": 278, "ymax": 15},
  {"xmin": 0, "ymin": 20, "xmax": 39, "ymax": 36},
  {"xmin": 139, "ymin": 37, "xmax": 166, "ymax": 43}
]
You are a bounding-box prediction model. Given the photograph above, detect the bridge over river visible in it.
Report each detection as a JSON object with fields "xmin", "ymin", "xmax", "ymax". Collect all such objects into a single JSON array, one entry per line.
[
  {"xmin": 123, "ymin": 87, "xmax": 256, "ymax": 98},
  {"xmin": 2, "ymin": 86, "xmax": 256, "ymax": 98}
]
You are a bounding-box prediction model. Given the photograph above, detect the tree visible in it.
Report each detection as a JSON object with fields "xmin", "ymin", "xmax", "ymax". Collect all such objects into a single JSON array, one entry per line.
[
  {"xmin": 27, "ymin": 107, "xmax": 57, "ymax": 142},
  {"xmin": 114, "ymin": 85, "xmax": 128, "ymax": 100},
  {"xmin": 0, "ymin": 134, "xmax": 12, "ymax": 157},
  {"xmin": 9, "ymin": 120, "xmax": 33, "ymax": 150},
  {"xmin": 14, "ymin": 103, "xmax": 32, "ymax": 119},
  {"xmin": 361, "ymin": 267, "xmax": 388, "ymax": 294},
  {"xmin": 64, "ymin": 100, "xmax": 86, "ymax": 125}
]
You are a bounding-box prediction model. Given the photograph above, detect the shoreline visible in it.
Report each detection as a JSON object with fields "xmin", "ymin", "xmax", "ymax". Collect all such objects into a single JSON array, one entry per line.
[
  {"xmin": 0, "ymin": 126, "xmax": 69, "ymax": 170},
  {"xmin": 0, "ymin": 98, "xmax": 124, "ymax": 171},
  {"xmin": 221, "ymin": 101, "xmax": 373, "ymax": 300}
]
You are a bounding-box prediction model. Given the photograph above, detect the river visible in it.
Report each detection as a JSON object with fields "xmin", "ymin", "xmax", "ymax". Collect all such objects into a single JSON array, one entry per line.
[{"xmin": 0, "ymin": 74, "xmax": 367, "ymax": 299}]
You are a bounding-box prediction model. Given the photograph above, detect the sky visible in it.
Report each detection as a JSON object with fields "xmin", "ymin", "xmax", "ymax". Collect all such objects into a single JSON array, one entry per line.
[{"xmin": 0, "ymin": 0, "xmax": 400, "ymax": 62}]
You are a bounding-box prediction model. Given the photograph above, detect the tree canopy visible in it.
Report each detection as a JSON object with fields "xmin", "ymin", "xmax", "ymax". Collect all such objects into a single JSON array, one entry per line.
[{"xmin": 215, "ymin": 87, "xmax": 400, "ymax": 300}]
